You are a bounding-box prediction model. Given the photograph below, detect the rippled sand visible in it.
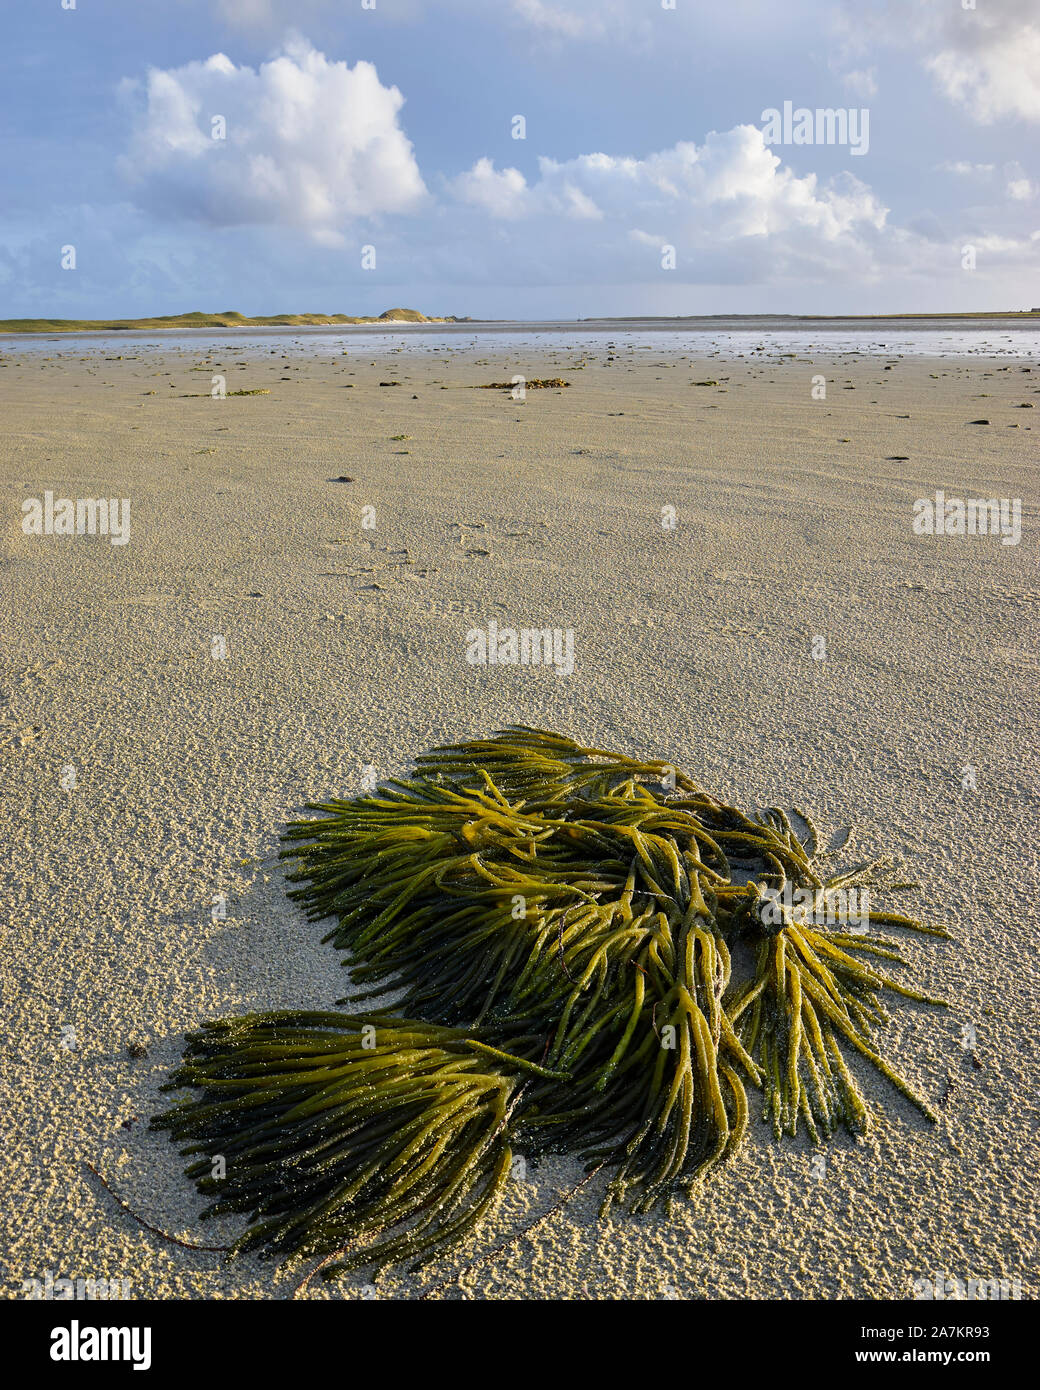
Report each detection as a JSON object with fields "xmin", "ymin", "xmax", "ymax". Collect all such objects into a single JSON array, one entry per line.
[{"xmin": 1, "ymin": 340, "xmax": 1036, "ymax": 1299}]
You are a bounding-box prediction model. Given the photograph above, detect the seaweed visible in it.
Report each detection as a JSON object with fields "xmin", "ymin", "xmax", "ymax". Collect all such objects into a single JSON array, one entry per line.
[{"xmin": 153, "ymin": 728, "xmax": 948, "ymax": 1277}]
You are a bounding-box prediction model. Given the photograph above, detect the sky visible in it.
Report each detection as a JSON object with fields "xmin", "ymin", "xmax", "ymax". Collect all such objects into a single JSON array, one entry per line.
[{"xmin": 2, "ymin": 0, "xmax": 1038, "ymax": 318}]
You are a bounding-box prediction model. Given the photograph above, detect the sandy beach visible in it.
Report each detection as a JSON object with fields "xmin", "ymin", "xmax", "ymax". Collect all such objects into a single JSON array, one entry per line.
[{"xmin": 1, "ymin": 337, "xmax": 1037, "ymax": 1300}]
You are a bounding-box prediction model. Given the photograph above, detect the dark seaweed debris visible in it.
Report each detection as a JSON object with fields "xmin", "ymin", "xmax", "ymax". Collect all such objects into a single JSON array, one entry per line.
[
  {"xmin": 153, "ymin": 728, "xmax": 948, "ymax": 1277},
  {"xmin": 476, "ymin": 378, "xmax": 570, "ymax": 389}
]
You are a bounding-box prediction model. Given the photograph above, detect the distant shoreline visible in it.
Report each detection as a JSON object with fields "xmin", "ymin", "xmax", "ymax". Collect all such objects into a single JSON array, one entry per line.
[
  {"xmin": 1, "ymin": 310, "xmax": 1038, "ymax": 339},
  {"xmin": 580, "ymin": 310, "xmax": 1040, "ymax": 322}
]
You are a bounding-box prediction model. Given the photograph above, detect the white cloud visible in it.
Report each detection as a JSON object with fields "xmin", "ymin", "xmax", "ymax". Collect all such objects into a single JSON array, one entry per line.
[
  {"xmin": 1007, "ymin": 178, "xmax": 1036, "ymax": 201},
  {"xmin": 450, "ymin": 156, "xmax": 606, "ymax": 220},
  {"xmin": 451, "ymin": 158, "xmax": 532, "ymax": 218},
  {"xmin": 448, "ymin": 126, "xmax": 896, "ymax": 285},
  {"xmin": 511, "ymin": 0, "xmax": 591, "ymax": 39},
  {"xmin": 922, "ymin": 0, "xmax": 1040, "ymax": 122},
  {"xmin": 118, "ymin": 39, "xmax": 427, "ymax": 243},
  {"xmin": 831, "ymin": 0, "xmax": 1040, "ymax": 124},
  {"xmin": 841, "ymin": 67, "xmax": 877, "ymax": 98},
  {"xmin": 455, "ymin": 128, "xmax": 887, "ymax": 235},
  {"xmin": 927, "ymin": 35, "xmax": 1040, "ymax": 122},
  {"xmin": 937, "ymin": 160, "xmax": 994, "ymax": 176}
]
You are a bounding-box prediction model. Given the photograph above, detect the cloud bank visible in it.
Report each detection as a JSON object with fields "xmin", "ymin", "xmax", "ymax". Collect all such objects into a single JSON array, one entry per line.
[
  {"xmin": 31, "ymin": 28, "xmax": 1020, "ymax": 314},
  {"xmin": 448, "ymin": 125, "xmax": 892, "ymax": 284},
  {"xmin": 118, "ymin": 40, "xmax": 898, "ymax": 288}
]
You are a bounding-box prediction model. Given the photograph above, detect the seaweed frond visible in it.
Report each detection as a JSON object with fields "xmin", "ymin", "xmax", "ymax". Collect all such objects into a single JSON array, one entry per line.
[{"xmin": 155, "ymin": 731, "xmax": 949, "ymax": 1275}]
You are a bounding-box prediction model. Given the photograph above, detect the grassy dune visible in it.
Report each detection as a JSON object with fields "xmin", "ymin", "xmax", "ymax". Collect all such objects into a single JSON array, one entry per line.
[{"xmin": 0, "ymin": 307, "xmax": 456, "ymax": 333}]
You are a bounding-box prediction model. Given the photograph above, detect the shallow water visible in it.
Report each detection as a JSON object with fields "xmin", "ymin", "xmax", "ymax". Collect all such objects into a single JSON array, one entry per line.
[{"xmin": 2, "ymin": 316, "xmax": 1039, "ymax": 359}]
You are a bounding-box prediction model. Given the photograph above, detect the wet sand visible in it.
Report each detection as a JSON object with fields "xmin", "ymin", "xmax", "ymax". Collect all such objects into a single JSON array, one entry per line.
[{"xmin": 1, "ymin": 340, "xmax": 1037, "ymax": 1299}]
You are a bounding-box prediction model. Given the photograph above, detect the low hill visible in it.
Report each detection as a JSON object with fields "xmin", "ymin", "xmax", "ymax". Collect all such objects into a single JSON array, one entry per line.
[{"xmin": 0, "ymin": 309, "xmax": 456, "ymax": 334}]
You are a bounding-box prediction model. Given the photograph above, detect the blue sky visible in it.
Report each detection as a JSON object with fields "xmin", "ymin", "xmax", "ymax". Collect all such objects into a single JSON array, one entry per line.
[{"xmin": 2, "ymin": 0, "xmax": 1038, "ymax": 317}]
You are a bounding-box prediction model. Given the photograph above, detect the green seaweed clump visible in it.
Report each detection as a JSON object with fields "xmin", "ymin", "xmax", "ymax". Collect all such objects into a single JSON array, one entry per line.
[{"xmin": 153, "ymin": 729, "xmax": 948, "ymax": 1278}]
